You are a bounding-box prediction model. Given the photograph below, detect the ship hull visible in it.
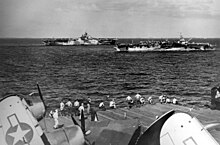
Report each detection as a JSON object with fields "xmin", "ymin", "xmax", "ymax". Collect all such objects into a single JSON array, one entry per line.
[
  {"xmin": 114, "ymin": 46, "xmax": 215, "ymax": 52},
  {"xmin": 115, "ymin": 35, "xmax": 215, "ymax": 52}
]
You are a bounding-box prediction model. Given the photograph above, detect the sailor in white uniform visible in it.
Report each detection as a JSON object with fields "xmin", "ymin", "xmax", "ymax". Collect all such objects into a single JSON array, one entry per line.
[
  {"xmin": 78, "ymin": 103, "xmax": 85, "ymax": 120},
  {"xmin": 53, "ymin": 109, "xmax": 59, "ymax": 129},
  {"xmin": 135, "ymin": 93, "xmax": 142, "ymax": 105},
  {"xmin": 172, "ymin": 98, "xmax": 178, "ymax": 104},
  {"xmin": 99, "ymin": 101, "xmax": 105, "ymax": 108},
  {"xmin": 109, "ymin": 99, "xmax": 116, "ymax": 109},
  {"xmin": 66, "ymin": 99, "xmax": 72, "ymax": 107},
  {"xmin": 126, "ymin": 96, "xmax": 133, "ymax": 102},
  {"xmin": 135, "ymin": 93, "xmax": 141, "ymax": 101},
  {"xmin": 60, "ymin": 101, "xmax": 65, "ymax": 111}
]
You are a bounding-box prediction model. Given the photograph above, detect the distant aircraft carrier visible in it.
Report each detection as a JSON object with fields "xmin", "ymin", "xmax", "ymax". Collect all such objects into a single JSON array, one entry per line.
[
  {"xmin": 114, "ymin": 34, "xmax": 216, "ymax": 52},
  {"xmin": 43, "ymin": 32, "xmax": 117, "ymax": 46}
]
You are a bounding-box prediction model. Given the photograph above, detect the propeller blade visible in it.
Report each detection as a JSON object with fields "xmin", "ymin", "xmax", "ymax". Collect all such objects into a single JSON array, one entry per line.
[
  {"xmin": 37, "ymin": 83, "xmax": 46, "ymax": 111},
  {"xmin": 37, "ymin": 83, "xmax": 48, "ymax": 132},
  {"xmin": 81, "ymin": 110, "xmax": 86, "ymax": 134},
  {"xmin": 71, "ymin": 114, "xmax": 80, "ymax": 126}
]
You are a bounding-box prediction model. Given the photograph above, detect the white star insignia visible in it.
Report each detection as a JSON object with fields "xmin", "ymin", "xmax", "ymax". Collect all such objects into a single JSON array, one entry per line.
[{"xmin": 8, "ymin": 124, "xmax": 31, "ymax": 145}]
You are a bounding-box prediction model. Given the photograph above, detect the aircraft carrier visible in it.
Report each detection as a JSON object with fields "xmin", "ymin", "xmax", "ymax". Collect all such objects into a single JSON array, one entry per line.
[{"xmin": 43, "ymin": 32, "xmax": 117, "ymax": 46}]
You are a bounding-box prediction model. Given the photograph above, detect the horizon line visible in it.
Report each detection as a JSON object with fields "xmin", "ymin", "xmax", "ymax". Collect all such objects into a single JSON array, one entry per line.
[{"xmin": 1, "ymin": 37, "xmax": 220, "ymax": 39}]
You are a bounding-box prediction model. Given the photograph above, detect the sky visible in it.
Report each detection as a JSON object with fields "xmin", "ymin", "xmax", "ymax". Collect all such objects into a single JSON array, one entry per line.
[{"xmin": 0, "ymin": 0, "xmax": 220, "ymax": 38}]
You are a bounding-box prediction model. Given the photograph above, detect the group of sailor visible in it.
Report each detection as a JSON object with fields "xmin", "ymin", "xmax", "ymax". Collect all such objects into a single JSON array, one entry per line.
[
  {"xmin": 159, "ymin": 95, "xmax": 178, "ymax": 105},
  {"xmin": 98, "ymin": 98, "xmax": 116, "ymax": 110},
  {"xmin": 126, "ymin": 93, "xmax": 152, "ymax": 108},
  {"xmin": 125, "ymin": 93, "xmax": 178, "ymax": 109},
  {"xmin": 99, "ymin": 94, "xmax": 147, "ymax": 110},
  {"xmin": 50, "ymin": 94, "xmax": 178, "ymax": 129},
  {"xmin": 50, "ymin": 98, "xmax": 94, "ymax": 129},
  {"xmin": 98, "ymin": 93, "xmax": 178, "ymax": 111}
]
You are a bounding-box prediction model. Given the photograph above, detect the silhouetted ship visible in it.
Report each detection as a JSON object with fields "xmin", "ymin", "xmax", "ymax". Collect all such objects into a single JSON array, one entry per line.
[
  {"xmin": 114, "ymin": 35, "xmax": 216, "ymax": 52},
  {"xmin": 43, "ymin": 32, "xmax": 117, "ymax": 46}
]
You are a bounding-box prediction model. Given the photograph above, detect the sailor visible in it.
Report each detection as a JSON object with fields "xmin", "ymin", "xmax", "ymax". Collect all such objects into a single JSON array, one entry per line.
[
  {"xmin": 211, "ymin": 86, "xmax": 220, "ymax": 109},
  {"xmin": 66, "ymin": 99, "xmax": 72, "ymax": 107},
  {"xmin": 159, "ymin": 95, "xmax": 166, "ymax": 104},
  {"xmin": 99, "ymin": 101, "xmax": 106, "ymax": 110},
  {"xmin": 159, "ymin": 95, "xmax": 163, "ymax": 103},
  {"xmin": 126, "ymin": 96, "xmax": 134, "ymax": 108},
  {"xmin": 135, "ymin": 93, "xmax": 142, "ymax": 105},
  {"xmin": 109, "ymin": 99, "xmax": 116, "ymax": 109},
  {"xmin": 87, "ymin": 97, "xmax": 92, "ymax": 104},
  {"xmin": 147, "ymin": 96, "xmax": 153, "ymax": 104},
  {"xmin": 162, "ymin": 95, "xmax": 167, "ymax": 103},
  {"xmin": 60, "ymin": 101, "xmax": 65, "ymax": 111},
  {"xmin": 140, "ymin": 97, "xmax": 145, "ymax": 104},
  {"xmin": 59, "ymin": 101, "xmax": 65, "ymax": 116},
  {"xmin": 78, "ymin": 103, "xmax": 85, "ymax": 120},
  {"xmin": 90, "ymin": 107, "xmax": 99, "ymax": 121},
  {"xmin": 166, "ymin": 97, "xmax": 171, "ymax": 104},
  {"xmin": 126, "ymin": 95, "xmax": 132, "ymax": 102},
  {"xmin": 49, "ymin": 110, "xmax": 54, "ymax": 118},
  {"xmin": 172, "ymin": 97, "xmax": 178, "ymax": 105},
  {"xmin": 65, "ymin": 99, "xmax": 73, "ymax": 116},
  {"xmin": 216, "ymin": 89, "xmax": 220, "ymax": 99},
  {"xmin": 53, "ymin": 109, "xmax": 59, "ymax": 129},
  {"xmin": 73, "ymin": 99, "xmax": 80, "ymax": 116},
  {"xmin": 106, "ymin": 95, "xmax": 110, "ymax": 101},
  {"xmin": 74, "ymin": 99, "xmax": 80, "ymax": 108},
  {"xmin": 87, "ymin": 103, "xmax": 91, "ymax": 115}
]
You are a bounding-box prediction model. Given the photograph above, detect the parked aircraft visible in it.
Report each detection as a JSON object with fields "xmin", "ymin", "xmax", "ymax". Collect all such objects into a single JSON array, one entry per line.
[
  {"xmin": 0, "ymin": 84, "xmax": 219, "ymax": 145},
  {"xmin": 0, "ymin": 84, "xmax": 86, "ymax": 145}
]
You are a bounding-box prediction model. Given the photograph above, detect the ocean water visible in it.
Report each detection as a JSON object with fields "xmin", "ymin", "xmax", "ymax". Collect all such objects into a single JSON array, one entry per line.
[{"xmin": 0, "ymin": 38, "xmax": 220, "ymax": 109}]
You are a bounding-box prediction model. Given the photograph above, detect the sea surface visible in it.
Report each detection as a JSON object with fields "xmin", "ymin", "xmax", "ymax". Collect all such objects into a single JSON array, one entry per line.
[{"xmin": 0, "ymin": 38, "xmax": 220, "ymax": 109}]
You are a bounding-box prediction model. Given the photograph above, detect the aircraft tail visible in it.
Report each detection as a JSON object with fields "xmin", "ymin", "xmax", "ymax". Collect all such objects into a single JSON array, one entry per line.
[{"xmin": 136, "ymin": 110, "xmax": 175, "ymax": 145}]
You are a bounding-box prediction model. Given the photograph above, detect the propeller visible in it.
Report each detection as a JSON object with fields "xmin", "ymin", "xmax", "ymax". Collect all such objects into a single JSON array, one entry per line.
[
  {"xmin": 80, "ymin": 110, "xmax": 86, "ymax": 134},
  {"xmin": 71, "ymin": 114, "xmax": 80, "ymax": 126},
  {"xmin": 71, "ymin": 110, "xmax": 89, "ymax": 135},
  {"xmin": 37, "ymin": 83, "xmax": 48, "ymax": 132},
  {"xmin": 37, "ymin": 83, "xmax": 47, "ymax": 115}
]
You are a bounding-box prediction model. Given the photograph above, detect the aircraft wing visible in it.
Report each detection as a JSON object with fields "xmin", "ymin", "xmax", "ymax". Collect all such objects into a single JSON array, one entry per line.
[
  {"xmin": 0, "ymin": 95, "xmax": 86, "ymax": 145},
  {"xmin": 0, "ymin": 96, "xmax": 47, "ymax": 145}
]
